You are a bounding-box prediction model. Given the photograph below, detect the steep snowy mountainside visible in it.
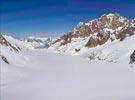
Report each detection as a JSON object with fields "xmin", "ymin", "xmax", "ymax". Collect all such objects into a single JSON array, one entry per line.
[
  {"xmin": 21, "ymin": 36, "xmax": 55, "ymax": 48},
  {"xmin": 49, "ymin": 13, "xmax": 135, "ymax": 63},
  {"xmin": 50, "ymin": 35, "xmax": 135, "ymax": 64},
  {"xmin": 76, "ymin": 35, "xmax": 135, "ymax": 64},
  {"xmin": 3, "ymin": 35, "xmax": 33, "ymax": 49},
  {"xmin": 0, "ymin": 34, "xmax": 32, "ymax": 64},
  {"xmin": 0, "ymin": 34, "xmax": 21, "ymax": 52}
]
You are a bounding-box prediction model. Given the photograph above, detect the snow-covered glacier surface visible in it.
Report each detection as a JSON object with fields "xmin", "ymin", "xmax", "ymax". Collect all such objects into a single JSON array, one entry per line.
[{"xmin": 1, "ymin": 49, "xmax": 135, "ymax": 100}]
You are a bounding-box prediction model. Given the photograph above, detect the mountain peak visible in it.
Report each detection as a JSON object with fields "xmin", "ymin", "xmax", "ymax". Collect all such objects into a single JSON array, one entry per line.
[{"xmin": 52, "ymin": 13, "xmax": 135, "ymax": 48}]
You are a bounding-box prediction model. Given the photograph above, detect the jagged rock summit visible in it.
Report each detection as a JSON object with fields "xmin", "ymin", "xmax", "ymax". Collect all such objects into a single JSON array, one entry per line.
[{"xmin": 53, "ymin": 13, "xmax": 135, "ymax": 48}]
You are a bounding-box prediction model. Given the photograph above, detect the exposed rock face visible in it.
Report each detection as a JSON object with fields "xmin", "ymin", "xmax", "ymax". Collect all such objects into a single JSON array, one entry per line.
[
  {"xmin": 85, "ymin": 36, "xmax": 99, "ymax": 47},
  {"xmin": 130, "ymin": 50, "xmax": 135, "ymax": 64},
  {"xmin": 53, "ymin": 13, "xmax": 135, "ymax": 48},
  {"xmin": 75, "ymin": 48, "xmax": 80, "ymax": 52},
  {"xmin": 0, "ymin": 34, "xmax": 10, "ymax": 46},
  {"xmin": 0, "ymin": 55, "xmax": 9, "ymax": 64}
]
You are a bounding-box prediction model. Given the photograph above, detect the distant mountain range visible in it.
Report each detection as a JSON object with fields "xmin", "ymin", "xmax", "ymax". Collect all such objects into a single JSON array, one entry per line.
[
  {"xmin": 0, "ymin": 13, "xmax": 135, "ymax": 64},
  {"xmin": 21, "ymin": 36, "xmax": 56, "ymax": 48}
]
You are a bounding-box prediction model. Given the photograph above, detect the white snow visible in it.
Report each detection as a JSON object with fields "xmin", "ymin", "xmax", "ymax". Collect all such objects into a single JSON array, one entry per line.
[{"xmin": 1, "ymin": 49, "xmax": 135, "ymax": 100}]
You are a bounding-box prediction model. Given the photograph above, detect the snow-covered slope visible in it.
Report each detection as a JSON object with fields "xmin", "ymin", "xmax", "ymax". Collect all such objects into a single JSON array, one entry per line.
[
  {"xmin": 50, "ymin": 35, "xmax": 135, "ymax": 64},
  {"xmin": 3, "ymin": 35, "xmax": 34, "ymax": 49},
  {"xmin": 81, "ymin": 35, "xmax": 135, "ymax": 63},
  {"xmin": 1, "ymin": 49, "xmax": 135, "ymax": 100},
  {"xmin": 0, "ymin": 34, "xmax": 32, "ymax": 64}
]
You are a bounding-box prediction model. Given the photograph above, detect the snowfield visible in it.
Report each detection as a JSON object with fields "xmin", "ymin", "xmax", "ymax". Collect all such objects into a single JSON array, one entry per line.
[{"xmin": 1, "ymin": 49, "xmax": 135, "ymax": 100}]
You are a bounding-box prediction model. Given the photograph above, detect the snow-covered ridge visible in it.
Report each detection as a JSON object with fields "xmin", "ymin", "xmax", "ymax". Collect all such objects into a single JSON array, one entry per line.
[
  {"xmin": 0, "ymin": 34, "xmax": 21, "ymax": 52},
  {"xmin": 3, "ymin": 35, "xmax": 34, "ymax": 49},
  {"xmin": 0, "ymin": 34, "xmax": 35, "ymax": 64}
]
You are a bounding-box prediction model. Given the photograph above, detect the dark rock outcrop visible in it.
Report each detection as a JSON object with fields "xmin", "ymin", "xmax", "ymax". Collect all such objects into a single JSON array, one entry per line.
[
  {"xmin": 130, "ymin": 50, "xmax": 135, "ymax": 64},
  {"xmin": 0, "ymin": 55, "xmax": 9, "ymax": 64}
]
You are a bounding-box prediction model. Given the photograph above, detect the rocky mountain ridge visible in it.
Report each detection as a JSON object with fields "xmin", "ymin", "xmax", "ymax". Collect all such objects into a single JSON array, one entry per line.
[{"xmin": 53, "ymin": 13, "xmax": 135, "ymax": 48}]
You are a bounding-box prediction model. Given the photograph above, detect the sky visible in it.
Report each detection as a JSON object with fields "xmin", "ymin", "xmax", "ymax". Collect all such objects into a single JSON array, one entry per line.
[{"xmin": 0, "ymin": 0, "xmax": 135, "ymax": 38}]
